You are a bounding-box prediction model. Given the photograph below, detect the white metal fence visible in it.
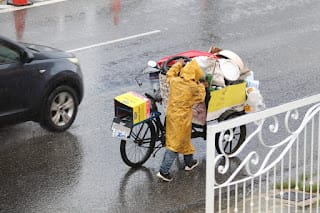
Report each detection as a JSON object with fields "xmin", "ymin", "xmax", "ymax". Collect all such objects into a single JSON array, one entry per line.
[{"xmin": 206, "ymin": 94, "xmax": 320, "ymax": 213}]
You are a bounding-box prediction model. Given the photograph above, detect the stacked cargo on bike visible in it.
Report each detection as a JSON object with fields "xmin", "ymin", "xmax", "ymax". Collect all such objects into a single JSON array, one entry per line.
[
  {"xmin": 112, "ymin": 49, "xmax": 264, "ymax": 168},
  {"xmin": 158, "ymin": 50, "xmax": 248, "ymax": 125}
]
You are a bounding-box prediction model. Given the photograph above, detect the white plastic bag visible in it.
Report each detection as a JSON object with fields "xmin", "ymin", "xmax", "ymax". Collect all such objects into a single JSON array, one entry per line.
[
  {"xmin": 193, "ymin": 56, "xmax": 215, "ymax": 71},
  {"xmin": 244, "ymin": 87, "xmax": 265, "ymax": 113},
  {"xmin": 193, "ymin": 56, "xmax": 225, "ymax": 87}
]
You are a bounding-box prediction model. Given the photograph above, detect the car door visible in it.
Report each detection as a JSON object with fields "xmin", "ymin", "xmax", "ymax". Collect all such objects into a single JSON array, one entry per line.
[{"xmin": 0, "ymin": 43, "xmax": 31, "ymax": 117}]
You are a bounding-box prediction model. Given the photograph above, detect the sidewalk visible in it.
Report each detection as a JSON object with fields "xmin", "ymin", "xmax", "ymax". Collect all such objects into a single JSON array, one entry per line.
[
  {"xmin": 0, "ymin": 0, "xmax": 53, "ymax": 4},
  {"xmin": 0, "ymin": 0, "xmax": 64, "ymax": 13},
  {"xmin": 0, "ymin": 0, "xmax": 12, "ymax": 12},
  {"xmin": 217, "ymin": 191, "xmax": 319, "ymax": 213}
]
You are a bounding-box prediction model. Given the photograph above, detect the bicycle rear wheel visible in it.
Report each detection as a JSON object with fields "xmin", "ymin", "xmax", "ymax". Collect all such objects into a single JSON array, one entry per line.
[
  {"xmin": 215, "ymin": 110, "xmax": 246, "ymax": 154},
  {"xmin": 120, "ymin": 120, "xmax": 156, "ymax": 168}
]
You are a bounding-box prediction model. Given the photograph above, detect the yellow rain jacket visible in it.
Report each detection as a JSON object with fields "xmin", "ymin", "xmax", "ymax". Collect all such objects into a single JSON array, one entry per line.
[{"xmin": 165, "ymin": 60, "xmax": 206, "ymax": 154}]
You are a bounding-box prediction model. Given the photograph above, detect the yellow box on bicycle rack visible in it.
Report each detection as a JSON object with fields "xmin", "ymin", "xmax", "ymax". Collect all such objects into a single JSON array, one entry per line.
[
  {"xmin": 114, "ymin": 91, "xmax": 150, "ymax": 125},
  {"xmin": 207, "ymin": 82, "xmax": 247, "ymax": 121}
]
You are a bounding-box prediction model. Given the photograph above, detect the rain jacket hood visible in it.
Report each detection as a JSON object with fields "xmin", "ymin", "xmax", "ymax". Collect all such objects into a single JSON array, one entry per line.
[
  {"xmin": 179, "ymin": 59, "xmax": 204, "ymax": 82},
  {"xmin": 165, "ymin": 61, "xmax": 206, "ymax": 154}
]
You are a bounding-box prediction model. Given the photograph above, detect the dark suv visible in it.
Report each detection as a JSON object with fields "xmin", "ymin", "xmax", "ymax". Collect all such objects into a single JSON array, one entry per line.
[{"xmin": 0, "ymin": 35, "xmax": 84, "ymax": 132}]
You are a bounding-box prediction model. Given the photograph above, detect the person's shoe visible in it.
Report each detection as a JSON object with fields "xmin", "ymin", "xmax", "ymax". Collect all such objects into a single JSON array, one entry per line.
[
  {"xmin": 157, "ymin": 171, "xmax": 173, "ymax": 182},
  {"xmin": 185, "ymin": 159, "xmax": 199, "ymax": 171}
]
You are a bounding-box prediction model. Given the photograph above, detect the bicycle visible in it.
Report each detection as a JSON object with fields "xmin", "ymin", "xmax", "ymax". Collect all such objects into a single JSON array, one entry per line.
[{"xmin": 112, "ymin": 52, "xmax": 247, "ymax": 168}]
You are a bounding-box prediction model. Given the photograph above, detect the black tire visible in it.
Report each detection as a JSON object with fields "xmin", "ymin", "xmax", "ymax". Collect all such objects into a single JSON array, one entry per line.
[
  {"xmin": 161, "ymin": 55, "xmax": 191, "ymax": 74},
  {"xmin": 215, "ymin": 110, "xmax": 246, "ymax": 154},
  {"xmin": 40, "ymin": 85, "xmax": 79, "ymax": 132},
  {"xmin": 120, "ymin": 120, "xmax": 156, "ymax": 168}
]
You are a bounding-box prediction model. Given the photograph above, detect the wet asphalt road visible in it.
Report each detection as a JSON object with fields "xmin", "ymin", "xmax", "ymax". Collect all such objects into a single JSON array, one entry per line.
[{"xmin": 1, "ymin": 0, "xmax": 320, "ymax": 212}]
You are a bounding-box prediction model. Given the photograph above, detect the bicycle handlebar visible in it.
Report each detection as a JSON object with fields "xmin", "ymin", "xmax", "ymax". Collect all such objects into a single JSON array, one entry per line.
[{"xmin": 145, "ymin": 93, "xmax": 162, "ymax": 103}]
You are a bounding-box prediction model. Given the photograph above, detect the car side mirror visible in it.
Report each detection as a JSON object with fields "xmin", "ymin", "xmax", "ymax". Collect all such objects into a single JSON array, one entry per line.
[{"xmin": 22, "ymin": 50, "xmax": 34, "ymax": 63}]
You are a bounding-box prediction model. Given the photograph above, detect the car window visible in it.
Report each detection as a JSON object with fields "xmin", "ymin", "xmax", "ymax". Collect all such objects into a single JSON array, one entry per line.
[{"xmin": 0, "ymin": 44, "xmax": 20, "ymax": 65}]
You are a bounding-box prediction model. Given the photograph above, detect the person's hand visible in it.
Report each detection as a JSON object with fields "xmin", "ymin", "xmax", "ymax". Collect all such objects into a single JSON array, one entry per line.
[
  {"xmin": 176, "ymin": 58, "xmax": 185, "ymax": 66},
  {"xmin": 199, "ymin": 79, "xmax": 208, "ymax": 87},
  {"xmin": 201, "ymin": 81, "xmax": 208, "ymax": 88}
]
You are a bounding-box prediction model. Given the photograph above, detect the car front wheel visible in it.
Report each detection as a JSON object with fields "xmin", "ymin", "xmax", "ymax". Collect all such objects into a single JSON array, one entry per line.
[{"xmin": 40, "ymin": 85, "xmax": 79, "ymax": 132}]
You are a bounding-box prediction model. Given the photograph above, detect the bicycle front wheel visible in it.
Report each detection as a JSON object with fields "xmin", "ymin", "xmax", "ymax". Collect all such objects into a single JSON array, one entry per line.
[{"xmin": 120, "ymin": 120, "xmax": 156, "ymax": 168}]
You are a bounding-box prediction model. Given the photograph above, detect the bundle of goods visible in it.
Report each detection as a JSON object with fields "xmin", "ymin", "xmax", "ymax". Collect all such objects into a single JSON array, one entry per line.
[
  {"xmin": 196, "ymin": 48, "xmax": 265, "ymax": 116},
  {"xmin": 158, "ymin": 47, "xmax": 265, "ymax": 125}
]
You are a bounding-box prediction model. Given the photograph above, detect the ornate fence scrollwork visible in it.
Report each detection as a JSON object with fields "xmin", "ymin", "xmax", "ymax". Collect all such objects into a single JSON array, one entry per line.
[
  {"xmin": 214, "ymin": 102, "xmax": 320, "ymax": 186},
  {"xmin": 207, "ymin": 95, "xmax": 320, "ymax": 212}
]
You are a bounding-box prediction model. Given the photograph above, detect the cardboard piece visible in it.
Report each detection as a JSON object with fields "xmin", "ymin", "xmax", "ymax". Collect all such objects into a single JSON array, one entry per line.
[
  {"xmin": 114, "ymin": 91, "xmax": 150, "ymax": 125},
  {"xmin": 207, "ymin": 82, "xmax": 247, "ymax": 121}
]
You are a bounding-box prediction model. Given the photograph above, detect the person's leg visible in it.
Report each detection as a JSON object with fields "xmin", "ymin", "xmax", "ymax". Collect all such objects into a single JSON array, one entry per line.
[
  {"xmin": 184, "ymin": 154, "xmax": 193, "ymax": 165},
  {"xmin": 157, "ymin": 149, "xmax": 177, "ymax": 182},
  {"xmin": 184, "ymin": 154, "xmax": 199, "ymax": 171},
  {"xmin": 160, "ymin": 149, "xmax": 177, "ymax": 174}
]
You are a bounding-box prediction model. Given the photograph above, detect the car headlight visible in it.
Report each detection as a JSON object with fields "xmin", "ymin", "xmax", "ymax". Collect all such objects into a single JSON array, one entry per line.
[{"xmin": 67, "ymin": 57, "xmax": 79, "ymax": 65}]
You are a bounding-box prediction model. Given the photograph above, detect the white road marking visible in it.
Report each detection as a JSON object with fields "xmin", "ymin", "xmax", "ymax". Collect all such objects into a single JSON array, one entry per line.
[
  {"xmin": 66, "ymin": 30, "xmax": 161, "ymax": 53},
  {"xmin": 0, "ymin": 0, "xmax": 66, "ymax": 13},
  {"xmin": 0, "ymin": 1, "xmax": 161, "ymax": 53}
]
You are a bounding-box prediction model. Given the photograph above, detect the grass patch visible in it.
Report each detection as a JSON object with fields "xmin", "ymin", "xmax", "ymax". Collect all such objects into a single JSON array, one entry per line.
[{"xmin": 276, "ymin": 174, "xmax": 319, "ymax": 193}]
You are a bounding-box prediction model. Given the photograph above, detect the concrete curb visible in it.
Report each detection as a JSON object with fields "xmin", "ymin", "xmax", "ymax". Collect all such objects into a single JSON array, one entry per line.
[{"xmin": 0, "ymin": 0, "xmax": 66, "ymax": 13}]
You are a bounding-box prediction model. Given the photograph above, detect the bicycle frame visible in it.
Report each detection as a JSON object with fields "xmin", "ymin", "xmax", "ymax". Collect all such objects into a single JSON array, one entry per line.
[
  {"xmin": 144, "ymin": 92, "xmax": 207, "ymax": 153},
  {"xmin": 143, "ymin": 93, "xmax": 166, "ymax": 156}
]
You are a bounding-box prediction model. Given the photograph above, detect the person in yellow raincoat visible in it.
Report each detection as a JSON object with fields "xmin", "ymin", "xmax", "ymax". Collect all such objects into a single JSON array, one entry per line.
[{"xmin": 157, "ymin": 58, "xmax": 206, "ymax": 182}]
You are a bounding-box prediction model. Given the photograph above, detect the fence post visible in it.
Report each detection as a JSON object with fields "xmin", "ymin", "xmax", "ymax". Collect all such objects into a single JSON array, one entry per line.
[{"xmin": 206, "ymin": 125, "xmax": 216, "ymax": 212}]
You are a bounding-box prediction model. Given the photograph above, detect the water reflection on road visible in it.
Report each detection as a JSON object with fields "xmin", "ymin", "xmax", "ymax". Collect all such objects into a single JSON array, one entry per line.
[{"xmin": 0, "ymin": 129, "xmax": 82, "ymax": 211}]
